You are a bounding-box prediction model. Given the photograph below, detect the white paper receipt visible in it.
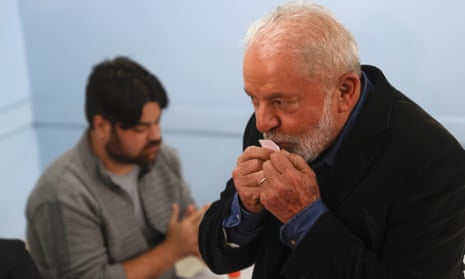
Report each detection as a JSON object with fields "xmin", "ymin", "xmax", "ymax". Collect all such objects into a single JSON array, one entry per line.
[{"xmin": 259, "ymin": 139, "xmax": 280, "ymax": 151}]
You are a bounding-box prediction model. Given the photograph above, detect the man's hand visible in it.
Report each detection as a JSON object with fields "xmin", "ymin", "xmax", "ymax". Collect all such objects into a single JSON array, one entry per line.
[
  {"xmin": 232, "ymin": 146, "xmax": 275, "ymax": 213},
  {"xmin": 260, "ymin": 150, "xmax": 320, "ymax": 223},
  {"xmin": 164, "ymin": 203, "xmax": 210, "ymax": 259},
  {"xmin": 123, "ymin": 202, "xmax": 210, "ymax": 279}
]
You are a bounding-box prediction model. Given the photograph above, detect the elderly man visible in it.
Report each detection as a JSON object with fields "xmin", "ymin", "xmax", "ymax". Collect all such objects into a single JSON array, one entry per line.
[{"xmin": 198, "ymin": 1, "xmax": 465, "ymax": 279}]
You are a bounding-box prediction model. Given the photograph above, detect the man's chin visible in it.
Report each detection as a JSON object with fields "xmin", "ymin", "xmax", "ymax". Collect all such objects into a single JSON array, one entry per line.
[{"xmin": 141, "ymin": 153, "xmax": 158, "ymax": 166}]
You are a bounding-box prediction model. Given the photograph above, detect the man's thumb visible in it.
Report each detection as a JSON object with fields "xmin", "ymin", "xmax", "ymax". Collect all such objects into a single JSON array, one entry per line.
[{"xmin": 169, "ymin": 203, "xmax": 180, "ymax": 225}]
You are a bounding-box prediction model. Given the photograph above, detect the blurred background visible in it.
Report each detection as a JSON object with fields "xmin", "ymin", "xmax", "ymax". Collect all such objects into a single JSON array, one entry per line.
[{"xmin": 1, "ymin": 0, "xmax": 464, "ymax": 238}]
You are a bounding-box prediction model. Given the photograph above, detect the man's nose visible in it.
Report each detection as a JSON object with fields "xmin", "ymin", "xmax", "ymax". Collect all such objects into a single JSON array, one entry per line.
[
  {"xmin": 147, "ymin": 124, "xmax": 161, "ymax": 140},
  {"xmin": 255, "ymin": 104, "xmax": 279, "ymax": 133}
]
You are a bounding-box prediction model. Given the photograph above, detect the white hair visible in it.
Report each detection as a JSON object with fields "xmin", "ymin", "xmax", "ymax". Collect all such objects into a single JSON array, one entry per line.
[{"xmin": 244, "ymin": 0, "xmax": 360, "ymax": 86}]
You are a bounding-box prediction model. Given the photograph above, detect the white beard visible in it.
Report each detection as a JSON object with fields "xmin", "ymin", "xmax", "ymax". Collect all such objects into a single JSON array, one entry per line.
[{"xmin": 264, "ymin": 93, "xmax": 335, "ymax": 162}]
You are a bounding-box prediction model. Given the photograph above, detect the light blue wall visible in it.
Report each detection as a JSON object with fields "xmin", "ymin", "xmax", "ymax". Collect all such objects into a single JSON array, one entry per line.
[
  {"xmin": 1, "ymin": 0, "xmax": 465, "ymax": 238},
  {"xmin": 0, "ymin": 0, "xmax": 40, "ymax": 238},
  {"xmin": 18, "ymin": 0, "xmax": 286, "ymax": 210}
]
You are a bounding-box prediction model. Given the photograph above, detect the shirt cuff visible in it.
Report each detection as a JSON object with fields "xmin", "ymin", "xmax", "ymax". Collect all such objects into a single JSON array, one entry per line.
[
  {"xmin": 280, "ymin": 199, "xmax": 328, "ymax": 248},
  {"xmin": 223, "ymin": 193, "xmax": 267, "ymax": 229},
  {"xmin": 222, "ymin": 193, "xmax": 268, "ymax": 247}
]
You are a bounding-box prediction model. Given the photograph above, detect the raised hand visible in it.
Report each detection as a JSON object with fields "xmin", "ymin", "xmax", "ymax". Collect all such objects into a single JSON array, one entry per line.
[
  {"xmin": 164, "ymin": 203, "xmax": 210, "ymax": 259},
  {"xmin": 260, "ymin": 150, "xmax": 320, "ymax": 223},
  {"xmin": 232, "ymin": 146, "xmax": 275, "ymax": 213}
]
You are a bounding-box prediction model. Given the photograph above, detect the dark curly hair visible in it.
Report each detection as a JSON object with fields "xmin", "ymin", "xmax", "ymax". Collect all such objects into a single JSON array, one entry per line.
[{"xmin": 85, "ymin": 56, "xmax": 168, "ymax": 128}]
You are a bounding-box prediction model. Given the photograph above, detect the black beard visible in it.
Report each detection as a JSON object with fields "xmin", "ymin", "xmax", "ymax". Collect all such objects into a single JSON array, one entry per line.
[{"xmin": 106, "ymin": 138, "xmax": 162, "ymax": 167}]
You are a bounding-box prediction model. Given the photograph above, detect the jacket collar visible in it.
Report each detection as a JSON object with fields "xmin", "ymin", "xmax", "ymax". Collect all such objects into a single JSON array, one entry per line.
[{"xmin": 320, "ymin": 65, "xmax": 394, "ymax": 209}]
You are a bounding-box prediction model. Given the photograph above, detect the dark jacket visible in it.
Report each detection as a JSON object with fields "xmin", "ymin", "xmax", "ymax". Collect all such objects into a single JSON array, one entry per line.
[
  {"xmin": 199, "ymin": 65, "xmax": 465, "ymax": 279},
  {"xmin": 0, "ymin": 239, "xmax": 41, "ymax": 279}
]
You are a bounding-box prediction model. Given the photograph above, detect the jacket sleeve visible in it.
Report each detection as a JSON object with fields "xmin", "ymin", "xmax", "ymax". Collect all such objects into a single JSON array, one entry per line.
[
  {"xmin": 26, "ymin": 179, "xmax": 126, "ymax": 279},
  {"xmin": 198, "ymin": 178, "xmax": 259, "ymax": 274},
  {"xmin": 199, "ymin": 114, "xmax": 262, "ymax": 274},
  {"xmin": 0, "ymin": 239, "xmax": 41, "ymax": 279}
]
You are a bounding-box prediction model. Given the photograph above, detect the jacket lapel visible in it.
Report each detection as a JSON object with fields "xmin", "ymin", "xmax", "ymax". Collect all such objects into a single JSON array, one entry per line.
[{"xmin": 320, "ymin": 65, "xmax": 393, "ymax": 209}]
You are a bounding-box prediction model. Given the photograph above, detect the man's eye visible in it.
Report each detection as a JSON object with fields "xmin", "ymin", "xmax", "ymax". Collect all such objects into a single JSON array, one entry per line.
[
  {"xmin": 271, "ymin": 99, "xmax": 290, "ymax": 108},
  {"xmin": 132, "ymin": 126, "xmax": 148, "ymax": 133},
  {"xmin": 250, "ymin": 96, "xmax": 257, "ymax": 104},
  {"xmin": 274, "ymin": 99, "xmax": 299, "ymax": 112},
  {"xmin": 272, "ymin": 99, "xmax": 284, "ymax": 106}
]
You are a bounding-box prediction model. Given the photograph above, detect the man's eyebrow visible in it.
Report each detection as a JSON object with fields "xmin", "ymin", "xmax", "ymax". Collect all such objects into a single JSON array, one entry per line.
[
  {"xmin": 243, "ymin": 89, "xmax": 291, "ymax": 99},
  {"xmin": 134, "ymin": 119, "xmax": 160, "ymax": 127},
  {"xmin": 136, "ymin": 122, "xmax": 152, "ymax": 127}
]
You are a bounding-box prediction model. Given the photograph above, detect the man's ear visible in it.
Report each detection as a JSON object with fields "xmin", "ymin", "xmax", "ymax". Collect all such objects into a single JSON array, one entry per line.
[
  {"xmin": 336, "ymin": 72, "xmax": 361, "ymax": 113},
  {"xmin": 92, "ymin": 115, "xmax": 111, "ymax": 141}
]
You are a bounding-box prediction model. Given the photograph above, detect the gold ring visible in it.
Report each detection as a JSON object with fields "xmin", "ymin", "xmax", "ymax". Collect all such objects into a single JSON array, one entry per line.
[{"xmin": 258, "ymin": 177, "xmax": 267, "ymax": 185}]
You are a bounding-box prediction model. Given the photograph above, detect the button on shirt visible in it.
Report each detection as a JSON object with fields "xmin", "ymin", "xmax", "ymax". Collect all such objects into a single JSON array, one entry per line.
[{"xmin": 223, "ymin": 71, "xmax": 374, "ymax": 248}]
